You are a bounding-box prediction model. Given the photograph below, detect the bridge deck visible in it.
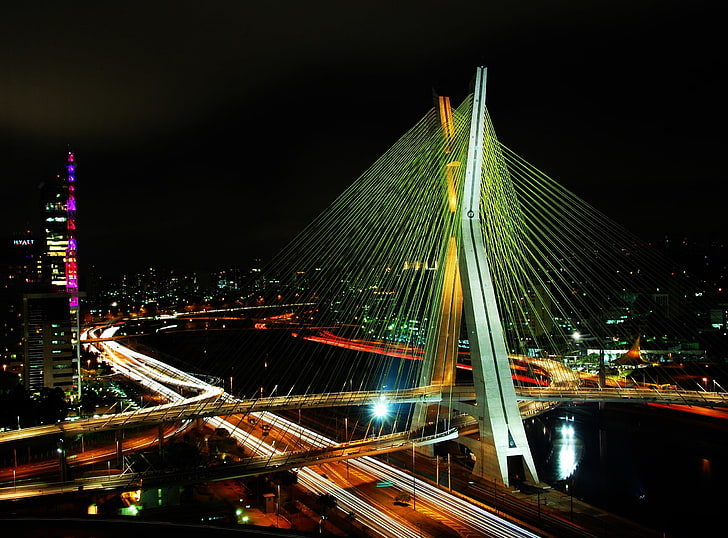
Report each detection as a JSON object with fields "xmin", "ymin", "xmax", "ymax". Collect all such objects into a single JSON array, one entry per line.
[{"xmin": 1, "ymin": 385, "xmax": 725, "ymax": 444}]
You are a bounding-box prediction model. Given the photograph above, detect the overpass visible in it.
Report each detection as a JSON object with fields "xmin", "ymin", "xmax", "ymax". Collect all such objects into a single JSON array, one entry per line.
[{"xmin": 3, "ymin": 382, "xmax": 725, "ymax": 445}]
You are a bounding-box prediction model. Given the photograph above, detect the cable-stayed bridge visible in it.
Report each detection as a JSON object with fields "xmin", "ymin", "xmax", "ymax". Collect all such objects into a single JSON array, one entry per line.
[{"xmin": 3, "ymin": 67, "xmax": 723, "ymax": 491}]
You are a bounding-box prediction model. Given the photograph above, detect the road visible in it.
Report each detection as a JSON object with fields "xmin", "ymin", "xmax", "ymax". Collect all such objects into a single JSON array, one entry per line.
[
  {"xmin": 89, "ymin": 327, "xmax": 546, "ymax": 537},
  {"xmin": 223, "ymin": 410, "xmax": 543, "ymax": 538}
]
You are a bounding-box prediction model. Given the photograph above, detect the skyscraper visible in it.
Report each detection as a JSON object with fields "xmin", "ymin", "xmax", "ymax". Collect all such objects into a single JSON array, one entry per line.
[
  {"xmin": 22, "ymin": 151, "xmax": 82, "ymax": 396},
  {"xmin": 38, "ymin": 151, "xmax": 77, "ymax": 292}
]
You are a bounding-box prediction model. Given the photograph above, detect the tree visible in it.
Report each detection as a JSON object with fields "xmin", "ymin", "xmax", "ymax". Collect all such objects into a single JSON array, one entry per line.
[{"xmin": 35, "ymin": 386, "xmax": 69, "ymax": 424}]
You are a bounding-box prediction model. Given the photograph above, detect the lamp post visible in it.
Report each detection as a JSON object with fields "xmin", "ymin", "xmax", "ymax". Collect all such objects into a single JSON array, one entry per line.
[
  {"xmin": 344, "ymin": 417, "xmax": 349, "ymax": 478},
  {"xmin": 570, "ymin": 485, "xmax": 574, "ymax": 521},
  {"xmin": 276, "ymin": 483, "xmax": 281, "ymax": 528},
  {"xmin": 412, "ymin": 442, "xmax": 416, "ymax": 511},
  {"xmin": 447, "ymin": 453, "xmax": 451, "ymax": 491},
  {"xmin": 567, "ymin": 479, "xmax": 574, "ymax": 521}
]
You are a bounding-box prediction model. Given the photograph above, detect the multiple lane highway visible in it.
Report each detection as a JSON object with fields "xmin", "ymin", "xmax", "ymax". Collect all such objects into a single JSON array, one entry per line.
[{"xmin": 0, "ymin": 324, "xmax": 545, "ymax": 537}]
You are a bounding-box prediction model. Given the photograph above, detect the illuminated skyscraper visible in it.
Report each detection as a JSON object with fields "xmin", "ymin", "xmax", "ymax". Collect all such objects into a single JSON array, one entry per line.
[
  {"xmin": 23, "ymin": 151, "xmax": 82, "ymax": 396},
  {"xmin": 39, "ymin": 151, "xmax": 77, "ymax": 292}
]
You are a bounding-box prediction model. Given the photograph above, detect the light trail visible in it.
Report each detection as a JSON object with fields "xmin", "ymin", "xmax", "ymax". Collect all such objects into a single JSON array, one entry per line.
[
  {"xmin": 233, "ymin": 410, "xmax": 541, "ymax": 538},
  {"xmin": 84, "ymin": 334, "xmax": 449, "ymax": 537},
  {"xmin": 90, "ymin": 333, "xmax": 541, "ymax": 537}
]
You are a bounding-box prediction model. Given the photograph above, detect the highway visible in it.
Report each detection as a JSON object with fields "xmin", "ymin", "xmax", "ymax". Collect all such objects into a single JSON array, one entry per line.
[
  {"xmin": 222, "ymin": 410, "xmax": 543, "ymax": 538},
  {"xmin": 0, "ymin": 325, "xmax": 544, "ymax": 538},
  {"xmin": 2, "ymin": 383, "xmax": 723, "ymax": 447},
  {"xmin": 116, "ymin": 331, "xmax": 544, "ymax": 537},
  {"xmin": 3, "ymin": 324, "xmax": 723, "ymax": 446},
  {"xmin": 3, "ymin": 321, "xmax": 717, "ymax": 536},
  {"xmin": 103, "ymin": 335, "xmax": 542, "ymax": 537}
]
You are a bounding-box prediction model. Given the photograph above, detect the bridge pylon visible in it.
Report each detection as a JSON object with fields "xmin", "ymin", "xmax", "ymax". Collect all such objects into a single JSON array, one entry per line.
[{"xmin": 416, "ymin": 67, "xmax": 540, "ymax": 488}]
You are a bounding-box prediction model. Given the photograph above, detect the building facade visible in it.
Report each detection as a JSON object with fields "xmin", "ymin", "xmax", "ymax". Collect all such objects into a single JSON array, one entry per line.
[{"xmin": 20, "ymin": 151, "xmax": 81, "ymax": 396}]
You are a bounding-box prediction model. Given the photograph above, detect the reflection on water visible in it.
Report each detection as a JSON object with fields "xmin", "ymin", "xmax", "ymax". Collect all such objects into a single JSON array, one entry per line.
[
  {"xmin": 554, "ymin": 420, "xmax": 581, "ymax": 480},
  {"xmin": 528, "ymin": 403, "xmax": 728, "ymax": 537},
  {"xmin": 534, "ymin": 414, "xmax": 584, "ymax": 483}
]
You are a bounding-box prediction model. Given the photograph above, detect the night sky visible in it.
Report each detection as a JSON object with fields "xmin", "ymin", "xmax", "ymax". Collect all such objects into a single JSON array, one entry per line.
[{"xmin": 1, "ymin": 1, "xmax": 725, "ymax": 276}]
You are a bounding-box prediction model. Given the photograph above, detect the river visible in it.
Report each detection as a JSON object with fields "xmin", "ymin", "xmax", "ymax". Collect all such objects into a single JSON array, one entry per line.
[{"xmin": 526, "ymin": 401, "xmax": 728, "ymax": 537}]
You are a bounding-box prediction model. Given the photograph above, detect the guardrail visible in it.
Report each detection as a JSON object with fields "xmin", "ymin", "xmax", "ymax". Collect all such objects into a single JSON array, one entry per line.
[
  {"xmin": 3, "ymin": 385, "xmax": 725, "ymax": 446},
  {"xmin": 515, "ymin": 386, "xmax": 728, "ymax": 407}
]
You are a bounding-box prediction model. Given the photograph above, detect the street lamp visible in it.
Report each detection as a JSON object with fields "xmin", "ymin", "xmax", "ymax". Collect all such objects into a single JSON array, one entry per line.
[
  {"xmin": 447, "ymin": 453, "xmax": 452, "ymax": 491},
  {"xmin": 276, "ymin": 483, "xmax": 281, "ymax": 528},
  {"xmin": 344, "ymin": 416, "xmax": 350, "ymax": 479},
  {"xmin": 372, "ymin": 398, "xmax": 389, "ymax": 420},
  {"xmin": 412, "ymin": 442, "xmax": 416, "ymax": 511}
]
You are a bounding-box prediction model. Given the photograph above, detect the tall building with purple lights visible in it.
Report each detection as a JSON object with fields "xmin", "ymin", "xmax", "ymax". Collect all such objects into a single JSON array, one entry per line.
[
  {"xmin": 24, "ymin": 150, "xmax": 82, "ymax": 396},
  {"xmin": 39, "ymin": 151, "xmax": 78, "ymax": 292},
  {"xmin": 66, "ymin": 152, "xmax": 79, "ymax": 308}
]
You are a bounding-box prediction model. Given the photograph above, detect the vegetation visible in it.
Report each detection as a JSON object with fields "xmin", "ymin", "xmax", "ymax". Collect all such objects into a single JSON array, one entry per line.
[{"xmin": 0, "ymin": 372, "xmax": 69, "ymax": 429}]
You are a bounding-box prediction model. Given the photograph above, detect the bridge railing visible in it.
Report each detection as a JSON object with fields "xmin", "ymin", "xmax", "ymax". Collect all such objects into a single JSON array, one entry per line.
[{"xmin": 515, "ymin": 386, "xmax": 728, "ymax": 407}]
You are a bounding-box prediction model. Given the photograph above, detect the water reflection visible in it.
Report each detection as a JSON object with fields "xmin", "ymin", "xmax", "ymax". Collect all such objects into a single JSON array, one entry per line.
[{"xmin": 552, "ymin": 416, "xmax": 583, "ymax": 481}]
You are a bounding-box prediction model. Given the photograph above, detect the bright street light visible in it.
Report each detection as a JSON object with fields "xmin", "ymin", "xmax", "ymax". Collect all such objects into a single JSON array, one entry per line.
[{"xmin": 372, "ymin": 398, "xmax": 389, "ymax": 419}]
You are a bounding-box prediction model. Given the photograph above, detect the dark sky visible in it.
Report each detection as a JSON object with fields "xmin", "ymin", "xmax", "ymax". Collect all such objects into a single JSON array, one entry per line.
[{"xmin": 1, "ymin": 1, "xmax": 725, "ymax": 276}]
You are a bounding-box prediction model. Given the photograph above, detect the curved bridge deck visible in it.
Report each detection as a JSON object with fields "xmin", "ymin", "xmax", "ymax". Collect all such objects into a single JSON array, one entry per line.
[{"xmin": 1, "ymin": 385, "xmax": 725, "ymax": 444}]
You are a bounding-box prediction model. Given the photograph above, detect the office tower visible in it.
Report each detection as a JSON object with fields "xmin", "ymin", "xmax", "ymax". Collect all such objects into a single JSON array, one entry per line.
[{"xmin": 23, "ymin": 151, "xmax": 81, "ymax": 396}]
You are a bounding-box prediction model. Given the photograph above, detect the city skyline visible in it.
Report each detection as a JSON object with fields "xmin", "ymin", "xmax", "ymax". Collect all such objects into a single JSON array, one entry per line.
[
  {"xmin": 1, "ymin": 5, "xmax": 727, "ymax": 530},
  {"xmin": 1, "ymin": 2, "xmax": 725, "ymax": 276}
]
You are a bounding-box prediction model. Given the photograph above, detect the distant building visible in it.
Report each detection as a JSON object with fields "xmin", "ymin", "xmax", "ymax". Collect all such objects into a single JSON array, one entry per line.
[{"xmin": 0, "ymin": 231, "xmax": 37, "ymax": 375}]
